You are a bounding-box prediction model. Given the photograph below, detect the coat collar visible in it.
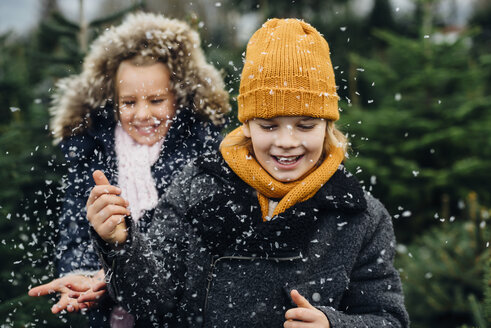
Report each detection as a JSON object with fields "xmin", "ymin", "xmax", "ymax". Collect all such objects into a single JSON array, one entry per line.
[
  {"xmin": 59, "ymin": 106, "xmax": 216, "ymax": 188},
  {"xmin": 196, "ymin": 153, "xmax": 367, "ymax": 214},
  {"xmin": 84, "ymin": 106, "xmax": 205, "ymax": 158},
  {"xmin": 190, "ymin": 153, "xmax": 367, "ymax": 257}
]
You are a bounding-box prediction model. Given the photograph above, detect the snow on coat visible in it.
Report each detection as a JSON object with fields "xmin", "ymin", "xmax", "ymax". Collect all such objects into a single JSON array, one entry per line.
[{"xmin": 93, "ymin": 153, "xmax": 409, "ymax": 327}]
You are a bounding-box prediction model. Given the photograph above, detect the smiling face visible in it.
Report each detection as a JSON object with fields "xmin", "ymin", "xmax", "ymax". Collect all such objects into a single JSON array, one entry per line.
[
  {"xmin": 116, "ymin": 60, "xmax": 176, "ymax": 145},
  {"xmin": 242, "ymin": 116, "xmax": 327, "ymax": 182}
]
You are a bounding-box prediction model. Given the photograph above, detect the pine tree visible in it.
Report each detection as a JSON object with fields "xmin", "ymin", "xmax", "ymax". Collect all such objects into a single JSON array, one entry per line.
[
  {"xmin": 0, "ymin": 30, "xmax": 74, "ymax": 327},
  {"xmin": 338, "ymin": 3, "xmax": 491, "ymax": 325},
  {"xmin": 466, "ymin": 256, "xmax": 491, "ymax": 328},
  {"xmin": 0, "ymin": 3, "xmax": 141, "ymax": 326},
  {"xmin": 395, "ymin": 194, "xmax": 490, "ymax": 328},
  {"xmin": 484, "ymin": 257, "xmax": 491, "ymax": 327},
  {"xmin": 342, "ymin": 22, "xmax": 491, "ymax": 242}
]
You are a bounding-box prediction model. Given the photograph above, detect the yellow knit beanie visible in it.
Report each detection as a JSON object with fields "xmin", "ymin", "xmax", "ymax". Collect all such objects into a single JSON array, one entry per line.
[{"xmin": 238, "ymin": 18, "xmax": 339, "ymax": 123}]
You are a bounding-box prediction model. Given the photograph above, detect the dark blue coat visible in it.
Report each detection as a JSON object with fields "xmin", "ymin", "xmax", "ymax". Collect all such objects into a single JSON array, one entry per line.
[{"xmin": 56, "ymin": 107, "xmax": 222, "ymax": 277}]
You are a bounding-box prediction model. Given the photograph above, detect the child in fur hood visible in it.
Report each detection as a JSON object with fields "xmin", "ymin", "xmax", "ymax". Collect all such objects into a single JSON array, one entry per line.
[
  {"xmin": 89, "ymin": 18, "xmax": 409, "ymax": 327},
  {"xmin": 28, "ymin": 12, "xmax": 230, "ymax": 327}
]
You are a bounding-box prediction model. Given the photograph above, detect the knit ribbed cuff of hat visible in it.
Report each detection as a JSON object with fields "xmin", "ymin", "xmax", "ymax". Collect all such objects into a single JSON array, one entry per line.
[{"xmin": 238, "ymin": 88, "xmax": 339, "ymax": 122}]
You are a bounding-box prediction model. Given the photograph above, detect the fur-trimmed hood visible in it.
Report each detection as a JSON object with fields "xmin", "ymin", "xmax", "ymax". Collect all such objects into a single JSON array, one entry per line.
[{"xmin": 50, "ymin": 12, "xmax": 230, "ymax": 143}]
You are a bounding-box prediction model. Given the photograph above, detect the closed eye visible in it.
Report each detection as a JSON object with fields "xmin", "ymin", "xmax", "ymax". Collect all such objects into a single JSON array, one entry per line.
[
  {"xmin": 298, "ymin": 124, "xmax": 315, "ymax": 130},
  {"xmin": 150, "ymin": 98, "xmax": 165, "ymax": 104},
  {"xmin": 121, "ymin": 100, "xmax": 135, "ymax": 106},
  {"xmin": 259, "ymin": 124, "xmax": 277, "ymax": 131}
]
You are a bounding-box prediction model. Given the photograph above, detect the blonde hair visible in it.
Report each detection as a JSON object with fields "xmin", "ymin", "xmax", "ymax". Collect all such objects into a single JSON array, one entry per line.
[{"xmin": 220, "ymin": 121, "xmax": 348, "ymax": 161}]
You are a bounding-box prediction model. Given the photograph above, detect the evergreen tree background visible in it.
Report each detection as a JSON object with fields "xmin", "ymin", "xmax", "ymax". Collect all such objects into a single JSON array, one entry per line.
[
  {"xmin": 395, "ymin": 192, "xmax": 490, "ymax": 327},
  {"xmin": 0, "ymin": 2, "xmax": 141, "ymax": 326},
  {"xmin": 344, "ymin": 22, "xmax": 491, "ymax": 243},
  {"xmin": 0, "ymin": 0, "xmax": 489, "ymax": 326}
]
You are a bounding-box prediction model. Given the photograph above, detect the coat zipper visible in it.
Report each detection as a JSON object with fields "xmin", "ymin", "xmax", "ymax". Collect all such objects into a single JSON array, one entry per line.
[{"xmin": 202, "ymin": 254, "xmax": 302, "ymax": 322}]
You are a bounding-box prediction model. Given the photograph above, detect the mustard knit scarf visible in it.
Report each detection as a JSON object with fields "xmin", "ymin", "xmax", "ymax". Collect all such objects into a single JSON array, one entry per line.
[{"xmin": 220, "ymin": 127, "xmax": 344, "ymax": 221}]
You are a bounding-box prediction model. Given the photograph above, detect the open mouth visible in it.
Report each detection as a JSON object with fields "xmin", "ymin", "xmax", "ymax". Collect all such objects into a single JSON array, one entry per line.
[
  {"xmin": 272, "ymin": 155, "xmax": 303, "ymax": 166},
  {"xmin": 134, "ymin": 123, "xmax": 160, "ymax": 135}
]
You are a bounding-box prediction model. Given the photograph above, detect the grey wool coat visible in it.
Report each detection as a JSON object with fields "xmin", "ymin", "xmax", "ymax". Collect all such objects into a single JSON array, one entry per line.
[{"xmin": 93, "ymin": 154, "xmax": 410, "ymax": 327}]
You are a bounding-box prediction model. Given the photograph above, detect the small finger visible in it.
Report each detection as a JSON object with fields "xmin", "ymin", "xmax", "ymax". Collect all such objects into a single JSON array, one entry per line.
[
  {"xmin": 67, "ymin": 298, "xmax": 83, "ymax": 313},
  {"xmin": 51, "ymin": 296, "xmax": 70, "ymax": 314},
  {"xmin": 89, "ymin": 205, "xmax": 129, "ymax": 228},
  {"xmin": 86, "ymin": 185, "xmax": 122, "ymax": 208},
  {"xmin": 79, "ymin": 301, "xmax": 96, "ymax": 310},
  {"xmin": 290, "ymin": 289, "xmax": 316, "ymax": 310},
  {"xmin": 92, "ymin": 280, "xmax": 107, "ymax": 292},
  {"xmin": 28, "ymin": 283, "xmax": 56, "ymax": 296},
  {"xmin": 93, "ymin": 170, "xmax": 110, "ymax": 185},
  {"xmin": 90, "ymin": 194, "xmax": 129, "ymax": 215},
  {"xmin": 66, "ymin": 303, "xmax": 75, "ymax": 312},
  {"xmin": 285, "ymin": 308, "xmax": 318, "ymax": 322},
  {"xmin": 90, "ymin": 185, "xmax": 122, "ymax": 198},
  {"xmin": 77, "ymin": 290, "xmax": 105, "ymax": 303},
  {"xmin": 98, "ymin": 215, "xmax": 127, "ymax": 237},
  {"xmin": 283, "ymin": 319, "xmax": 315, "ymax": 328},
  {"xmin": 30, "ymin": 276, "xmax": 71, "ymax": 296},
  {"xmin": 68, "ymin": 291, "xmax": 82, "ymax": 299}
]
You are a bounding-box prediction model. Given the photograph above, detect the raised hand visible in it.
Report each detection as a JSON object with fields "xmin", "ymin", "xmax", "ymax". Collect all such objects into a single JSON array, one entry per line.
[
  {"xmin": 284, "ymin": 289, "xmax": 330, "ymax": 328},
  {"xmin": 28, "ymin": 273, "xmax": 105, "ymax": 313},
  {"xmin": 86, "ymin": 170, "xmax": 130, "ymax": 244}
]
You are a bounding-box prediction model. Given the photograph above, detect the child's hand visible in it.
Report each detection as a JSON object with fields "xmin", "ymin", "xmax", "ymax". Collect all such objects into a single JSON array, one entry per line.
[
  {"xmin": 86, "ymin": 170, "xmax": 130, "ymax": 244},
  {"xmin": 28, "ymin": 273, "xmax": 106, "ymax": 313},
  {"xmin": 284, "ymin": 289, "xmax": 331, "ymax": 328},
  {"xmin": 67, "ymin": 269, "xmax": 108, "ymax": 305}
]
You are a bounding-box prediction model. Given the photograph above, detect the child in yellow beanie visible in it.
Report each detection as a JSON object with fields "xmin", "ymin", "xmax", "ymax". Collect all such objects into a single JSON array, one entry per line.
[{"xmin": 89, "ymin": 18, "xmax": 409, "ymax": 327}]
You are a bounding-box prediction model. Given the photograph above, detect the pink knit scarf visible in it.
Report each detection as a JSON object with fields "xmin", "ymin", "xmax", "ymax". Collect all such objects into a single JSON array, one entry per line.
[{"xmin": 114, "ymin": 124, "xmax": 164, "ymax": 222}]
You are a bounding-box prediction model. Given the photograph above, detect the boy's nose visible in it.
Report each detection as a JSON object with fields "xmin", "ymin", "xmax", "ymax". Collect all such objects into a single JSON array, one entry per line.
[{"xmin": 274, "ymin": 128, "xmax": 301, "ymax": 149}]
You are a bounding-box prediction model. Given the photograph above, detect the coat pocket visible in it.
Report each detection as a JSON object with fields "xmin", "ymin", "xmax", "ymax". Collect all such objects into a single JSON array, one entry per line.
[{"xmin": 283, "ymin": 265, "xmax": 349, "ymax": 309}]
